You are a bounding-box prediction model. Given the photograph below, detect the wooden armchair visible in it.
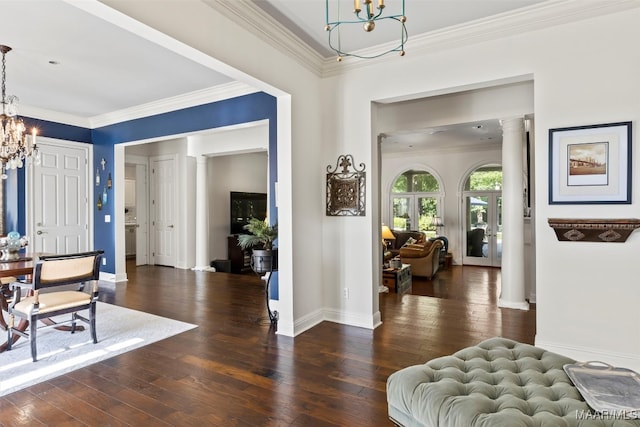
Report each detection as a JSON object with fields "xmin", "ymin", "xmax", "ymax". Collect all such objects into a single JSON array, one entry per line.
[
  {"xmin": 399, "ymin": 239, "xmax": 443, "ymax": 279},
  {"xmin": 6, "ymin": 250, "xmax": 103, "ymax": 362}
]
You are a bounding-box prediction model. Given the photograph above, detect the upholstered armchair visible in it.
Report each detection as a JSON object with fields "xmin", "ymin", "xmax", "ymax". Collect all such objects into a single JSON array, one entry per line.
[{"xmin": 399, "ymin": 239, "xmax": 443, "ymax": 279}]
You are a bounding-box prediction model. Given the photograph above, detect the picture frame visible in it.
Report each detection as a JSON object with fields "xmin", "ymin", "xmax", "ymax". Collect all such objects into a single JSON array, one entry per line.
[{"xmin": 549, "ymin": 121, "xmax": 632, "ymax": 204}]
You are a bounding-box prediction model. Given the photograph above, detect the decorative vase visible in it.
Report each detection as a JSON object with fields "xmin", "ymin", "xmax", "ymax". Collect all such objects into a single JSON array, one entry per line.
[{"xmin": 250, "ymin": 249, "xmax": 274, "ymax": 274}]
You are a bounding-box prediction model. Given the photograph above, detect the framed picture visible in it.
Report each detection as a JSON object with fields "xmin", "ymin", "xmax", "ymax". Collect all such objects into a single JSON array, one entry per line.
[{"xmin": 549, "ymin": 121, "xmax": 632, "ymax": 204}]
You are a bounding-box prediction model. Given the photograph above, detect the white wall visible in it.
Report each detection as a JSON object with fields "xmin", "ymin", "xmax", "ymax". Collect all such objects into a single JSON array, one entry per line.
[
  {"xmin": 107, "ymin": 2, "xmax": 640, "ymax": 363},
  {"xmin": 331, "ymin": 9, "xmax": 640, "ymax": 368},
  {"xmin": 382, "ymin": 147, "xmax": 502, "ymax": 264}
]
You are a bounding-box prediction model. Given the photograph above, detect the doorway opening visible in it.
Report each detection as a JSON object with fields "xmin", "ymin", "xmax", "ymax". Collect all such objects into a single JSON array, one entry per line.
[{"xmin": 462, "ymin": 165, "xmax": 502, "ymax": 267}]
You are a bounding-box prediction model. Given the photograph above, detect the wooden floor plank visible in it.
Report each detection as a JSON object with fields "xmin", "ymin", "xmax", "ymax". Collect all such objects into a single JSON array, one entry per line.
[{"xmin": 0, "ymin": 263, "xmax": 535, "ymax": 425}]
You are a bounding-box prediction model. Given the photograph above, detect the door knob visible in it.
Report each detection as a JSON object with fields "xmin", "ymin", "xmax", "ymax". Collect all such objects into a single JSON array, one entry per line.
[
  {"xmin": 36, "ymin": 230, "xmax": 47, "ymax": 235},
  {"xmin": 168, "ymin": 225, "xmax": 174, "ymax": 228}
]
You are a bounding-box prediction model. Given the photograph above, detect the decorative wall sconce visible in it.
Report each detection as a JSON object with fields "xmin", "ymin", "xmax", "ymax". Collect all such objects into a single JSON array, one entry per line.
[{"xmin": 326, "ymin": 154, "xmax": 366, "ymax": 216}]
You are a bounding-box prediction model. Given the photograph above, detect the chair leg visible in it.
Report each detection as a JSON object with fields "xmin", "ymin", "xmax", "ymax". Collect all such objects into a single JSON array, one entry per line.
[
  {"xmin": 6, "ymin": 314, "xmax": 13, "ymax": 351},
  {"xmin": 90, "ymin": 303, "xmax": 97, "ymax": 344},
  {"xmin": 30, "ymin": 316, "xmax": 38, "ymax": 362},
  {"xmin": 71, "ymin": 312, "xmax": 77, "ymax": 334}
]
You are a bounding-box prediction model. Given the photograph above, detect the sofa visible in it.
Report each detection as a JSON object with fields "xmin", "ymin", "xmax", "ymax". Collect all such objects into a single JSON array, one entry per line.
[
  {"xmin": 399, "ymin": 238, "xmax": 443, "ymax": 279},
  {"xmin": 387, "ymin": 230, "xmax": 427, "ymax": 258}
]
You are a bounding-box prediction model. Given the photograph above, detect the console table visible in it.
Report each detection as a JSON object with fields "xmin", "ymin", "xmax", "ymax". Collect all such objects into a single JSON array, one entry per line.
[{"xmin": 383, "ymin": 264, "xmax": 412, "ymax": 294}]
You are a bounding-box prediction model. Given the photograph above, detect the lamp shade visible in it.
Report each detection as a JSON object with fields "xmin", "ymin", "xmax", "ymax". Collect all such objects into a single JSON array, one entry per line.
[
  {"xmin": 431, "ymin": 216, "xmax": 444, "ymax": 228},
  {"xmin": 381, "ymin": 225, "xmax": 395, "ymax": 240}
]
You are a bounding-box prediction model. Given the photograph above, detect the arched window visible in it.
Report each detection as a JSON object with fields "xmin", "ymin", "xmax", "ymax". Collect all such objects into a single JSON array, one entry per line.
[
  {"xmin": 464, "ymin": 166, "xmax": 503, "ymax": 191},
  {"xmin": 390, "ymin": 169, "xmax": 443, "ymax": 236}
]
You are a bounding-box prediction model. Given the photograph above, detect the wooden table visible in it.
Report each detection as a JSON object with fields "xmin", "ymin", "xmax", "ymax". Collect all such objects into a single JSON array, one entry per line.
[{"xmin": 0, "ymin": 255, "xmax": 36, "ymax": 352}]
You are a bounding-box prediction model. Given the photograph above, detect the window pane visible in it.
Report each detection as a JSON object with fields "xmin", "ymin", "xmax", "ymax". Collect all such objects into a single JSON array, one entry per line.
[
  {"xmin": 417, "ymin": 196, "xmax": 438, "ymax": 237},
  {"xmin": 392, "ymin": 170, "xmax": 439, "ymax": 193},
  {"xmin": 465, "ymin": 167, "xmax": 503, "ymax": 191},
  {"xmin": 392, "ymin": 197, "xmax": 412, "ymax": 230}
]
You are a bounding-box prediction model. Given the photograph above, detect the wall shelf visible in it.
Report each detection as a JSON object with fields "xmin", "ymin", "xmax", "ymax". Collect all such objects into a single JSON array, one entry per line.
[{"xmin": 548, "ymin": 218, "xmax": 640, "ymax": 242}]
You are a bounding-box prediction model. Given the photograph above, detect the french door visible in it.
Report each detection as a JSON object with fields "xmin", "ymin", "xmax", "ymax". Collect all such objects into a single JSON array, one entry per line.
[
  {"xmin": 463, "ymin": 192, "xmax": 502, "ymax": 267},
  {"xmin": 391, "ymin": 194, "xmax": 439, "ymax": 237}
]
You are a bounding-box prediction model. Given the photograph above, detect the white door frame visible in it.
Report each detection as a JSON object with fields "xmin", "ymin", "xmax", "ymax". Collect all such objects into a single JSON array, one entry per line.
[{"xmin": 25, "ymin": 137, "xmax": 93, "ymax": 253}]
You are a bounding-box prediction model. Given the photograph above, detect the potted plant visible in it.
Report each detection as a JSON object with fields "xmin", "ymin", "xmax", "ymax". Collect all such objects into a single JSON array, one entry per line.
[{"xmin": 237, "ymin": 218, "xmax": 278, "ymax": 273}]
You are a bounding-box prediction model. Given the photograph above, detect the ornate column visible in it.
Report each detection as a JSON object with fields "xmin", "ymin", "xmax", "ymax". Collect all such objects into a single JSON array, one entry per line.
[
  {"xmin": 499, "ymin": 117, "xmax": 529, "ymax": 310},
  {"xmin": 193, "ymin": 156, "xmax": 214, "ymax": 271}
]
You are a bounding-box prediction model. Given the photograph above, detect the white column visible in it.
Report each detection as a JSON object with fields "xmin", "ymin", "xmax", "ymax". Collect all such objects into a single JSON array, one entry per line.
[
  {"xmin": 193, "ymin": 156, "xmax": 214, "ymax": 271},
  {"xmin": 499, "ymin": 117, "xmax": 529, "ymax": 310}
]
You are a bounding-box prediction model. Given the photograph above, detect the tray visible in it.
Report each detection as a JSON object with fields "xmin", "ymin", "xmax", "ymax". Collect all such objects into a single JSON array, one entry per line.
[{"xmin": 564, "ymin": 361, "xmax": 640, "ymax": 416}]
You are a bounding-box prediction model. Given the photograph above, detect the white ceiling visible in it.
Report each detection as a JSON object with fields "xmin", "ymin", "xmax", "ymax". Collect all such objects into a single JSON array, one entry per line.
[{"xmin": 2, "ymin": 0, "xmax": 546, "ymax": 147}]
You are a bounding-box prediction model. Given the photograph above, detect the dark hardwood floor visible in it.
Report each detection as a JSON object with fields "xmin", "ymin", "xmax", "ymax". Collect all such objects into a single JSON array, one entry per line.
[{"xmin": 0, "ymin": 262, "xmax": 535, "ymax": 426}]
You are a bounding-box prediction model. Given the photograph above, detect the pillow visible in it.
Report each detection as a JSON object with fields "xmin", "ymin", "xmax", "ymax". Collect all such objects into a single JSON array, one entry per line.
[{"xmin": 402, "ymin": 237, "xmax": 417, "ymax": 247}]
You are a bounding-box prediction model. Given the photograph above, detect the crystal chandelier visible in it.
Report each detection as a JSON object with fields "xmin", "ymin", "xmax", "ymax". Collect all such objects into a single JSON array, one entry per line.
[
  {"xmin": 324, "ymin": 0, "xmax": 407, "ymax": 61},
  {"xmin": 0, "ymin": 45, "xmax": 38, "ymax": 179}
]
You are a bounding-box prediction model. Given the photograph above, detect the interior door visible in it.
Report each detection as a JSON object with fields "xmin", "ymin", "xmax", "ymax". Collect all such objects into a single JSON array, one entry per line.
[
  {"xmin": 29, "ymin": 139, "xmax": 90, "ymax": 254},
  {"xmin": 463, "ymin": 193, "xmax": 502, "ymax": 267},
  {"xmin": 151, "ymin": 156, "xmax": 175, "ymax": 267}
]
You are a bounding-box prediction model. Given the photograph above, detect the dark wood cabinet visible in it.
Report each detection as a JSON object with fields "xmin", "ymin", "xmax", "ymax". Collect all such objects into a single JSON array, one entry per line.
[{"xmin": 227, "ymin": 235, "xmax": 250, "ymax": 273}]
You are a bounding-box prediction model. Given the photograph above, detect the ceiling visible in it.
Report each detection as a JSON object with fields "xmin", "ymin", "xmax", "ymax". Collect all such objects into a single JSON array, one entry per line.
[{"xmin": 2, "ymin": 0, "xmax": 545, "ymax": 147}]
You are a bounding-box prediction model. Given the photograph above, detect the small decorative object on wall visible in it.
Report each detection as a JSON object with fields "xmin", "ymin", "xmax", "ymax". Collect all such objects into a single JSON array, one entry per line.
[
  {"xmin": 100, "ymin": 158, "xmax": 106, "ymax": 170},
  {"xmin": 549, "ymin": 121, "xmax": 632, "ymax": 204},
  {"xmin": 326, "ymin": 154, "xmax": 366, "ymax": 216},
  {"xmin": 548, "ymin": 218, "xmax": 640, "ymax": 243},
  {"xmin": 107, "ymin": 173, "xmax": 112, "ymax": 189},
  {"xmin": 97, "ymin": 195, "xmax": 102, "ymax": 210},
  {"xmin": 102, "ymin": 187, "xmax": 108, "ymax": 205},
  {"xmin": 95, "ymin": 168, "xmax": 100, "ymax": 186}
]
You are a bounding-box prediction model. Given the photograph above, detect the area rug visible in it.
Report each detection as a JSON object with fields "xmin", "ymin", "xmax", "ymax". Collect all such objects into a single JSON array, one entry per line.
[{"xmin": 0, "ymin": 302, "xmax": 197, "ymax": 397}]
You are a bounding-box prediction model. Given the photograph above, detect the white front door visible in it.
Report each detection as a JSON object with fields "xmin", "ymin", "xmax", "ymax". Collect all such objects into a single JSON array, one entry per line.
[
  {"xmin": 28, "ymin": 139, "xmax": 91, "ymax": 254},
  {"xmin": 151, "ymin": 156, "xmax": 176, "ymax": 267}
]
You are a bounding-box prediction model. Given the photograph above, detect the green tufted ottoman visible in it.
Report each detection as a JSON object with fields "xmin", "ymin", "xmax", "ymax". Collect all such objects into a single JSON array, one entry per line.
[{"xmin": 386, "ymin": 337, "xmax": 640, "ymax": 427}]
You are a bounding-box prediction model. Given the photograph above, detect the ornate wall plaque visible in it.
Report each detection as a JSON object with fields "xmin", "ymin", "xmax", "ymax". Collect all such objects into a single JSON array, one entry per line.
[{"xmin": 326, "ymin": 154, "xmax": 366, "ymax": 216}]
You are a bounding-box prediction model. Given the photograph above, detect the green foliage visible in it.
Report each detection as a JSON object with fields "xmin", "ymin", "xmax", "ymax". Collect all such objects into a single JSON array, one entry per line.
[
  {"xmin": 237, "ymin": 218, "xmax": 278, "ymax": 251},
  {"xmin": 392, "ymin": 171, "xmax": 439, "ymax": 193},
  {"xmin": 468, "ymin": 170, "xmax": 503, "ymax": 191}
]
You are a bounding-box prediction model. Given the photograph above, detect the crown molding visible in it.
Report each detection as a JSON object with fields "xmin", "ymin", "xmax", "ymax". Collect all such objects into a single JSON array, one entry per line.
[
  {"xmin": 203, "ymin": 0, "xmax": 325, "ymax": 77},
  {"xmin": 21, "ymin": 106, "xmax": 92, "ymax": 129},
  {"xmin": 322, "ymin": 0, "xmax": 640, "ymax": 76},
  {"xmin": 88, "ymin": 81, "xmax": 257, "ymax": 128},
  {"xmin": 23, "ymin": 81, "xmax": 256, "ymax": 130}
]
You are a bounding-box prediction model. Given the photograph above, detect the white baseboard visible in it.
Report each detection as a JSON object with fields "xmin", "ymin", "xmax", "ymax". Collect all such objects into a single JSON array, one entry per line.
[
  {"xmin": 535, "ymin": 338, "xmax": 640, "ymax": 372},
  {"xmin": 498, "ymin": 298, "xmax": 530, "ymax": 310}
]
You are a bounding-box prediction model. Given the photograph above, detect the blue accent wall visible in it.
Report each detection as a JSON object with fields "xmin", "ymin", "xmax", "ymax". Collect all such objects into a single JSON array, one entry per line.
[
  {"xmin": 93, "ymin": 92, "xmax": 279, "ymax": 298},
  {"xmin": 7, "ymin": 92, "xmax": 278, "ymax": 298},
  {"xmin": 5, "ymin": 118, "xmax": 91, "ymax": 234}
]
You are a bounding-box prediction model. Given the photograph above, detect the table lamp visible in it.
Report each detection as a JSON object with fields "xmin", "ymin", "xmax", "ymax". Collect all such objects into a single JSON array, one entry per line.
[{"xmin": 381, "ymin": 225, "xmax": 395, "ymax": 249}]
